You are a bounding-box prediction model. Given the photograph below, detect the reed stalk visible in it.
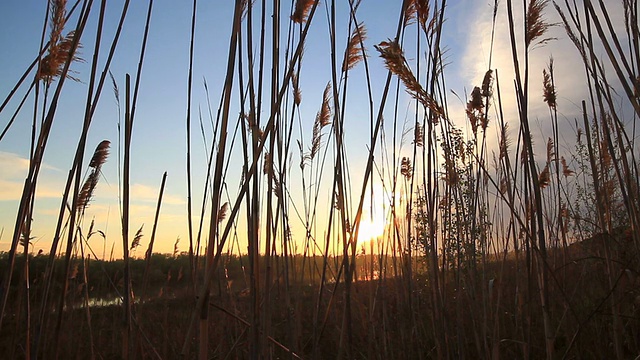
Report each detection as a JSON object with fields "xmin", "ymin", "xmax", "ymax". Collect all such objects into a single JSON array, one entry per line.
[
  {"xmin": 142, "ymin": 172, "xmax": 168, "ymax": 293},
  {"xmin": 0, "ymin": 0, "xmax": 92, "ymax": 346},
  {"xmin": 185, "ymin": 0, "xmax": 197, "ymax": 295},
  {"xmin": 121, "ymin": 73, "xmax": 132, "ymax": 360}
]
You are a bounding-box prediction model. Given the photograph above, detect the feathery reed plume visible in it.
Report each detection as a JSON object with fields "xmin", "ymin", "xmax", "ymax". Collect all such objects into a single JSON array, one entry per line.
[
  {"xmin": 77, "ymin": 170, "xmax": 100, "ymax": 212},
  {"xmin": 468, "ymin": 86, "xmax": 483, "ymax": 109},
  {"xmin": 481, "ymin": 69, "xmax": 493, "ymax": 97},
  {"xmin": 291, "ymin": 73, "xmax": 301, "ymax": 106},
  {"xmin": 499, "ymin": 123, "xmax": 511, "ymax": 160},
  {"xmin": 89, "ymin": 140, "xmax": 110, "ymax": 169},
  {"xmin": 39, "ymin": 0, "xmax": 68, "ymax": 81},
  {"xmin": 375, "ymin": 40, "xmax": 444, "ymax": 119},
  {"xmin": 173, "ymin": 237, "xmax": 180, "ymax": 257},
  {"xmin": 415, "ymin": 0, "xmax": 431, "ymax": 31},
  {"xmin": 466, "ymin": 86, "xmax": 484, "ymax": 135},
  {"xmin": 404, "ymin": 0, "xmax": 429, "ymax": 30},
  {"xmin": 310, "ymin": 124, "xmax": 322, "ymax": 160},
  {"xmin": 19, "ymin": 220, "xmax": 32, "ymax": 248},
  {"xmin": 400, "ymin": 157, "xmax": 413, "ymax": 179},
  {"xmin": 39, "ymin": 31, "xmax": 83, "ymax": 84},
  {"xmin": 525, "ymin": 0, "xmax": 555, "ymax": 48},
  {"xmin": 404, "ymin": 0, "xmax": 417, "ymax": 26},
  {"xmin": 109, "ymin": 70, "xmax": 120, "ymax": 107},
  {"xmin": 538, "ymin": 163, "xmax": 550, "ymax": 189},
  {"xmin": 560, "ymin": 156, "xmax": 574, "ymax": 177},
  {"xmin": 218, "ymin": 202, "xmax": 229, "ymax": 223},
  {"xmin": 542, "ymin": 58, "xmax": 556, "ymax": 109},
  {"xmin": 546, "ymin": 137, "xmax": 555, "ymax": 163},
  {"xmin": 130, "ymin": 225, "xmax": 143, "ymax": 251},
  {"xmin": 38, "ymin": 0, "xmax": 85, "ymax": 84},
  {"xmin": 310, "ymin": 83, "xmax": 332, "ymax": 159},
  {"xmin": 317, "ymin": 82, "xmax": 331, "ymax": 128},
  {"xmin": 554, "ymin": 4, "xmax": 585, "ymax": 59},
  {"xmin": 342, "ymin": 23, "xmax": 367, "ymax": 71},
  {"xmin": 414, "ymin": 122, "xmax": 424, "ymax": 147},
  {"xmin": 291, "ymin": 0, "xmax": 314, "ymax": 24},
  {"xmin": 426, "ymin": 7, "xmax": 441, "ymax": 35},
  {"xmin": 87, "ymin": 218, "xmax": 94, "ymax": 237},
  {"xmin": 77, "ymin": 140, "xmax": 110, "ymax": 212},
  {"xmin": 272, "ymin": 177, "xmax": 281, "ymax": 197},
  {"xmin": 50, "ymin": 0, "xmax": 67, "ymax": 46}
]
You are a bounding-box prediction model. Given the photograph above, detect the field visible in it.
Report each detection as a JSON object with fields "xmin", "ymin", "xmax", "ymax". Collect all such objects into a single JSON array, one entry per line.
[{"xmin": 1, "ymin": 0, "xmax": 640, "ymax": 359}]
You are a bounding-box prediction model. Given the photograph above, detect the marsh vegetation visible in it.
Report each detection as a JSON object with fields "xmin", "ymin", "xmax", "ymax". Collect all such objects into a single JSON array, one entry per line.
[{"xmin": 1, "ymin": 0, "xmax": 640, "ymax": 358}]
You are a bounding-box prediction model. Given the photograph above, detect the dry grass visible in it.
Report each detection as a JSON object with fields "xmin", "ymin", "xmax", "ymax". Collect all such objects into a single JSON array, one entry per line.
[{"xmin": 1, "ymin": 0, "xmax": 640, "ymax": 359}]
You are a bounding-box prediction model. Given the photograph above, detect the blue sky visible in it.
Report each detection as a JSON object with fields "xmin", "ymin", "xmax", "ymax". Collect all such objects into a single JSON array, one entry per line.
[{"xmin": 0, "ymin": 0, "xmax": 606, "ymax": 256}]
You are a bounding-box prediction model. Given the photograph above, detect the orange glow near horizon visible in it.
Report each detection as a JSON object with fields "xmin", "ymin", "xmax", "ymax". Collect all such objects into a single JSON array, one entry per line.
[
  {"xmin": 355, "ymin": 186, "xmax": 390, "ymax": 249},
  {"xmin": 356, "ymin": 212, "xmax": 385, "ymax": 248}
]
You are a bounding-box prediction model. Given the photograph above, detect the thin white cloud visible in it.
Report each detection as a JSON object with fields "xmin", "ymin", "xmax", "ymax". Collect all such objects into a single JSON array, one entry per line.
[
  {"xmin": 130, "ymin": 183, "xmax": 186, "ymax": 205},
  {"xmin": 0, "ymin": 175, "xmax": 65, "ymax": 201},
  {"xmin": 91, "ymin": 181, "xmax": 185, "ymax": 206},
  {"xmin": 0, "ymin": 151, "xmax": 66, "ymax": 201},
  {"xmin": 454, "ymin": 1, "xmax": 600, "ymax": 159},
  {"xmin": 0, "ymin": 179, "xmax": 24, "ymax": 201},
  {"xmin": 0, "ymin": 151, "xmax": 30, "ymax": 178}
]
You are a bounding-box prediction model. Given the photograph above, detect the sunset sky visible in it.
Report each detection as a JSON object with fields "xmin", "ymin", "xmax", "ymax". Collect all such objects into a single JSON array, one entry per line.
[{"xmin": 0, "ymin": 0, "xmax": 616, "ymax": 256}]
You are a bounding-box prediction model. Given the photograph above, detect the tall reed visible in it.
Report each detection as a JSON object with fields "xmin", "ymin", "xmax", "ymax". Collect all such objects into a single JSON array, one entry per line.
[{"xmin": 1, "ymin": 0, "xmax": 639, "ymax": 358}]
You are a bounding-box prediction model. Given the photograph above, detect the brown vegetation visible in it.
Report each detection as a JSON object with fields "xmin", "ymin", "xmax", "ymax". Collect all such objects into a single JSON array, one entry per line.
[{"xmin": 1, "ymin": 0, "xmax": 640, "ymax": 359}]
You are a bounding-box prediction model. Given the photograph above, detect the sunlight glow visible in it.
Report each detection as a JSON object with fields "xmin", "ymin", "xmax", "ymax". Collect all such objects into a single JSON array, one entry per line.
[
  {"xmin": 356, "ymin": 213, "xmax": 385, "ymax": 247},
  {"xmin": 356, "ymin": 186, "xmax": 390, "ymax": 248}
]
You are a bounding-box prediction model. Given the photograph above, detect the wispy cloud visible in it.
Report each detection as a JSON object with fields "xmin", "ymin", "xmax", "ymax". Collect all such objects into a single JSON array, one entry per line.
[
  {"xmin": 130, "ymin": 183, "xmax": 185, "ymax": 205},
  {"xmin": 453, "ymin": 1, "xmax": 595, "ymax": 158},
  {"xmin": 91, "ymin": 180, "xmax": 185, "ymax": 206},
  {"xmin": 0, "ymin": 152, "xmax": 65, "ymax": 201},
  {"xmin": 0, "ymin": 179, "xmax": 25, "ymax": 201},
  {"xmin": 0, "ymin": 151, "xmax": 30, "ymax": 178}
]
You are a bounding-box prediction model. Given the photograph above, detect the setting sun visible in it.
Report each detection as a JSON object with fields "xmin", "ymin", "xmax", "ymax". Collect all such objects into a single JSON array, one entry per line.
[
  {"xmin": 1, "ymin": 0, "xmax": 636, "ymax": 358},
  {"xmin": 356, "ymin": 211, "xmax": 386, "ymax": 247},
  {"xmin": 355, "ymin": 187, "xmax": 390, "ymax": 247}
]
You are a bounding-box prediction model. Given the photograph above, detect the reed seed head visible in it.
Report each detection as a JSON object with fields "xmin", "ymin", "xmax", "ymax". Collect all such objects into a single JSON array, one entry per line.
[
  {"xmin": 343, "ymin": 23, "xmax": 367, "ymax": 72},
  {"xmin": 375, "ymin": 40, "xmax": 444, "ymax": 120},
  {"xmin": 526, "ymin": 0, "xmax": 555, "ymax": 48},
  {"xmin": 291, "ymin": 0, "xmax": 314, "ymax": 24},
  {"xmin": 542, "ymin": 58, "xmax": 557, "ymax": 109},
  {"xmin": 401, "ymin": 157, "xmax": 413, "ymax": 179},
  {"xmin": 89, "ymin": 140, "xmax": 111, "ymax": 169},
  {"xmin": 538, "ymin": 163, "xmax": 550, "ymax": 189},
  {"xmin": 131, "ymin": 225, "xmax": 144, "ymax": 250}
]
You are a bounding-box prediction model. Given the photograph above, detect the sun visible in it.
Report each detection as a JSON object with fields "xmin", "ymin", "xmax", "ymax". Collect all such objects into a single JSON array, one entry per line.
[
  {"xmin": 356, "ymin": 213, "xmax": 386, "ymax": 247},
  {"xmin": 355, "ymin": 187, "xmax": 389, "ymax": 248}
]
